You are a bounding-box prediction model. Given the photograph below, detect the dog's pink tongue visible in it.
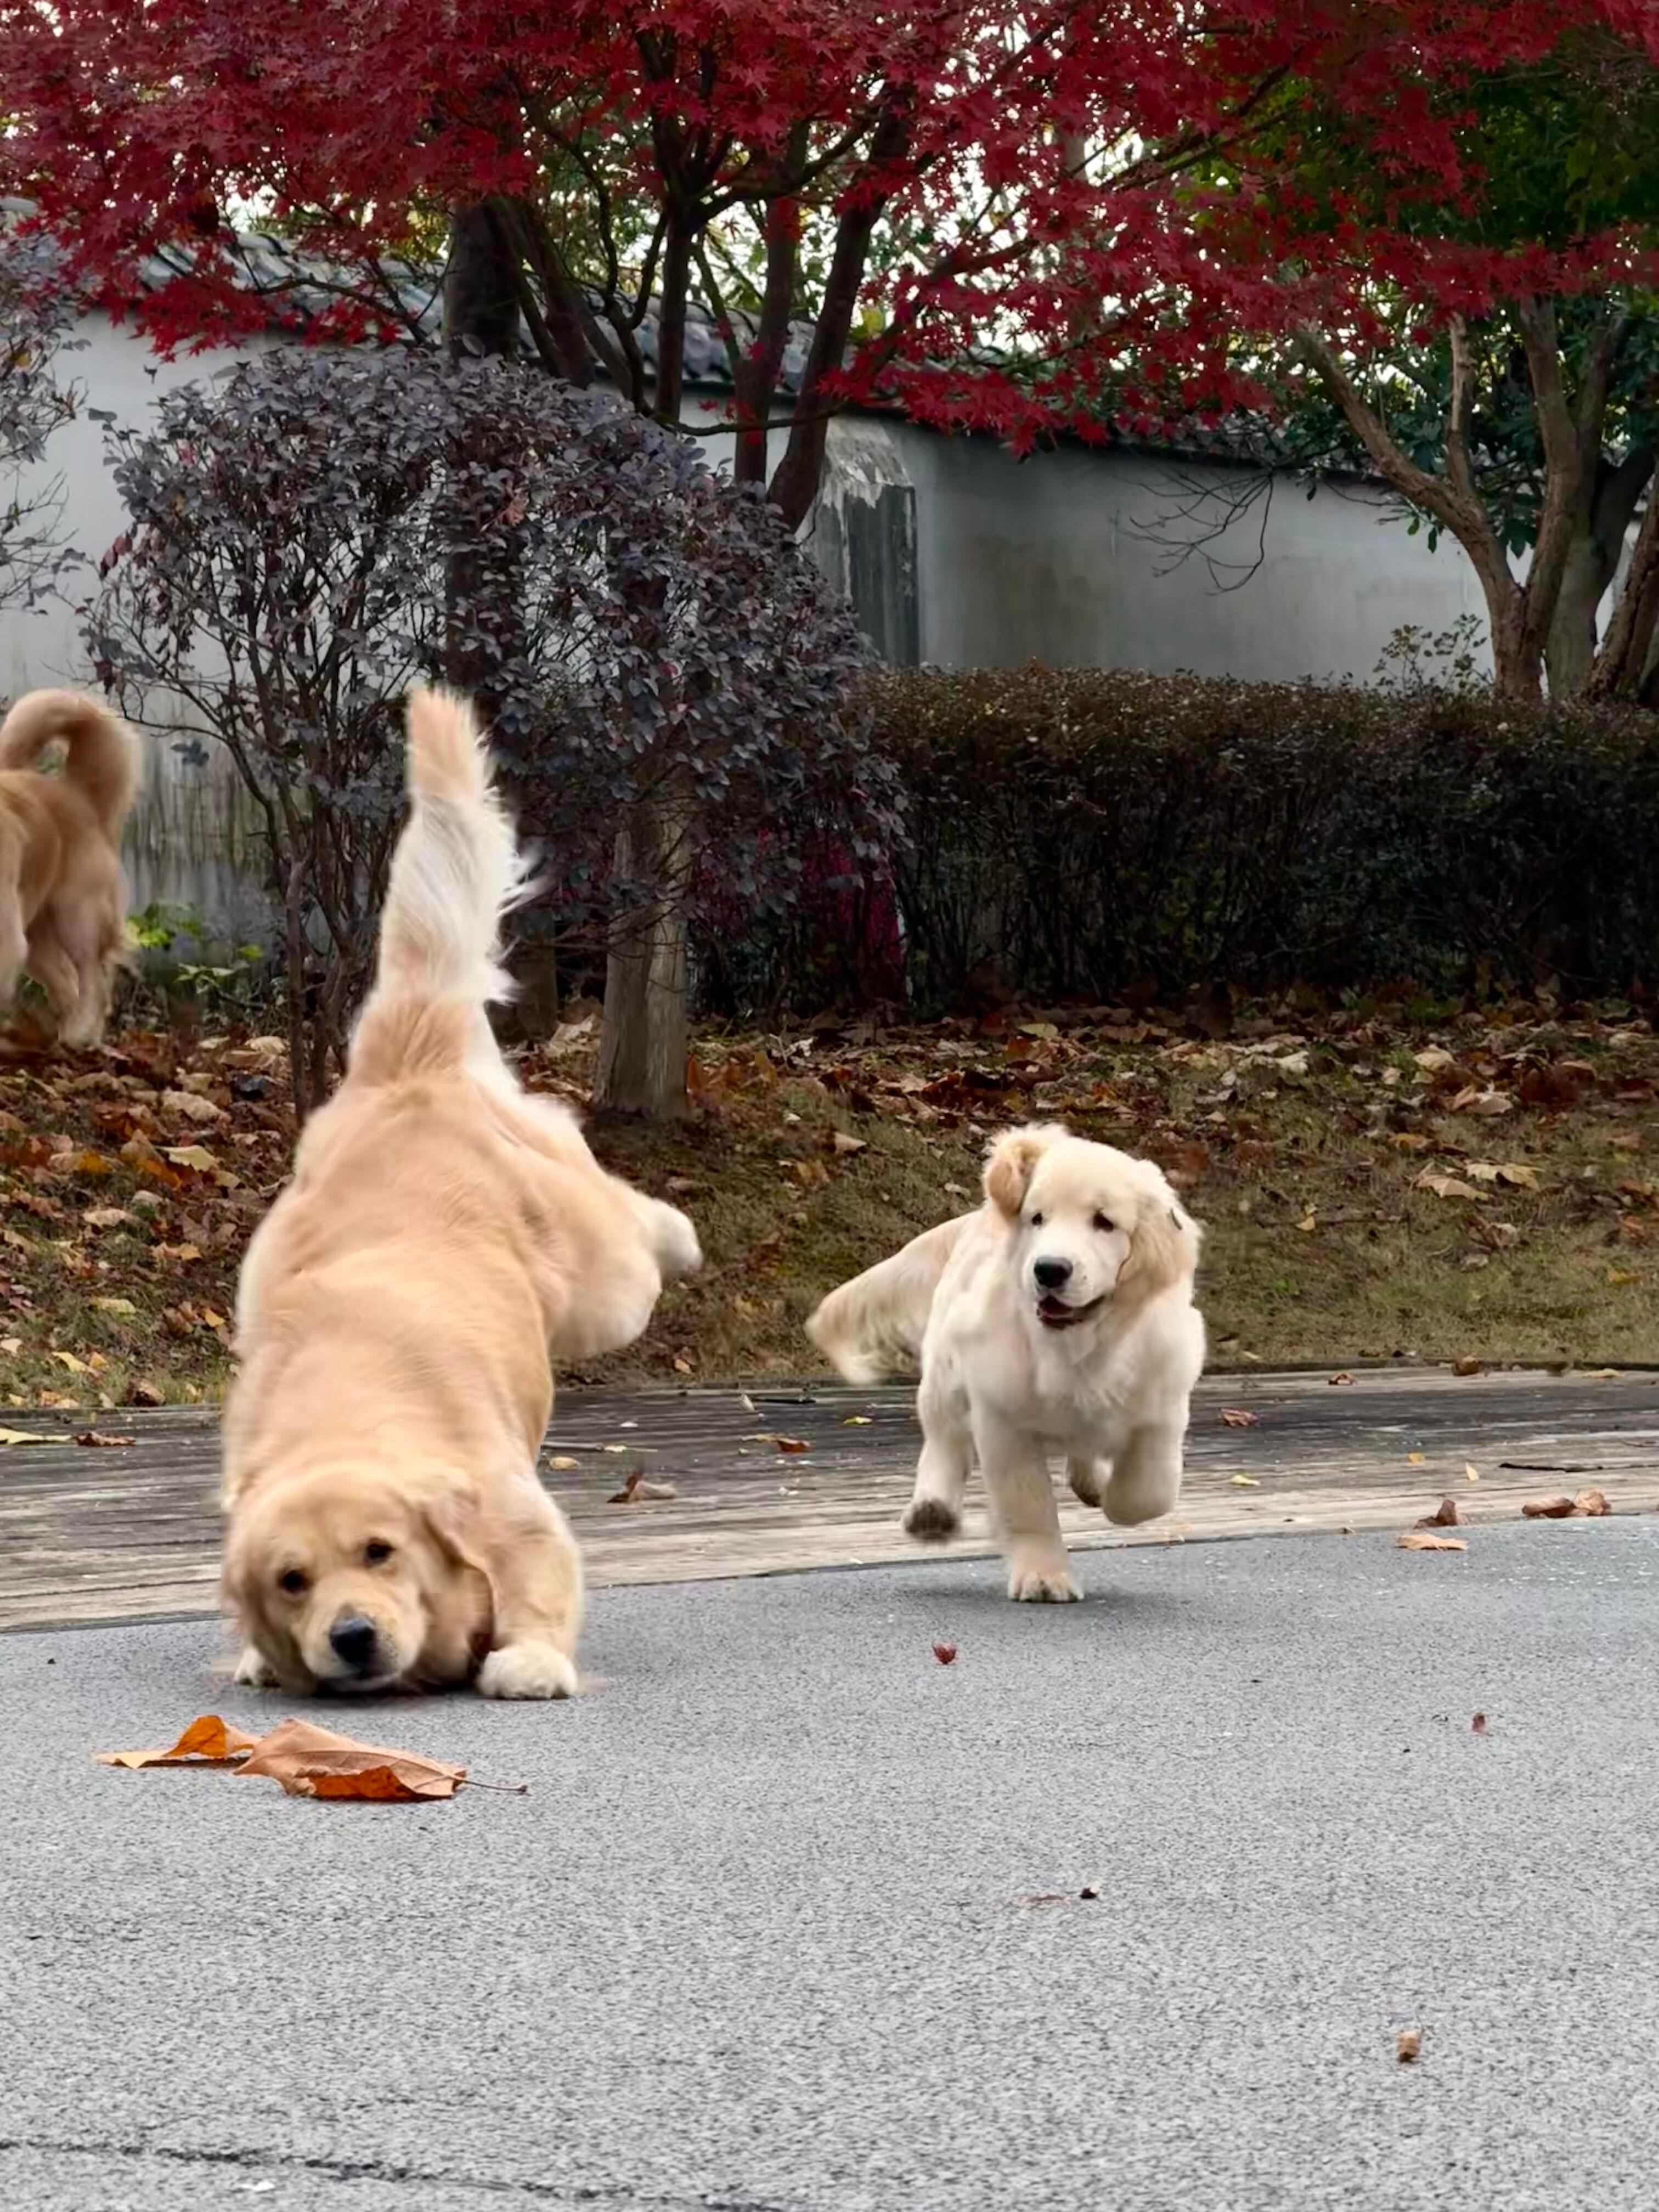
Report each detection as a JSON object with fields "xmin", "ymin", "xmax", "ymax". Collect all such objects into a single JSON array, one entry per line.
[{"xmin": 1037, "ymin": 1294, "xmax": 1070, "ymax": 1322}]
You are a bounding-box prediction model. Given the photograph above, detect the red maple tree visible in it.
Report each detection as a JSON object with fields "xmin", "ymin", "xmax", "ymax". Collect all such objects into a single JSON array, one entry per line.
[{"xmin": 2, "ymin": 0, "xmax": 1636, "ymax": 532}]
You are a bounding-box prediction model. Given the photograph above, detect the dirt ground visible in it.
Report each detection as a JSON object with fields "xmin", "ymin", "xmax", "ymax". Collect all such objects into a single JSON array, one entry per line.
[{"xmin": 1, "ymin": 989, "xmax": 1656, "ymax": 1411}]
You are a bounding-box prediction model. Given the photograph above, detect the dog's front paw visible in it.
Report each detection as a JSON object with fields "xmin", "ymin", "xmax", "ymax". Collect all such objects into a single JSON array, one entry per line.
[
  {"xmin": 1006, "ymin": 1556, "xmax": 1081, "ymax": 1604},
  {"xmin": 903, "ymin": 1495, "xmax": 961, "ymax": 1543},
  {"xmin": 477, "ymin": 1640, "xmax": 578, "ymax": 1701},
  {"xmin": 233, "ymin": 1642, "xmax": 279, "ymax": 1689}
]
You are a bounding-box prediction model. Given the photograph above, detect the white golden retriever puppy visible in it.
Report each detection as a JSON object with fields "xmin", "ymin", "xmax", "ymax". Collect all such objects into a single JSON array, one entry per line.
[{"xmin": 807, "ymin": 1124, "xmax": 1204, "ymax": 1601}]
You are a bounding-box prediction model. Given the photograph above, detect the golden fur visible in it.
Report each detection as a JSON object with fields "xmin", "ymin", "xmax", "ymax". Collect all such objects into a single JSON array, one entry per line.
[
  {"xmin": 0, "ymin": 689, "xmax": 142, "ymax": 1047},
  {"xmin": 222, "ymin": 687, "xmax": 701, "ymax": 1699}
]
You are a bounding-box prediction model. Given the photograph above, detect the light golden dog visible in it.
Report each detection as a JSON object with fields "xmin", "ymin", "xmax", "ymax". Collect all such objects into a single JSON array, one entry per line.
[
  {"xmin": 808, "ymin": 1125, "xmax": 1204, "ymax": 1601},
  {"xmin": 0, "ymin": 688, "xmax": 142, "ymax": 1047},
  {"xmin": 222, "ymin": 687, "xmax": 701, "ymax": 1699}
]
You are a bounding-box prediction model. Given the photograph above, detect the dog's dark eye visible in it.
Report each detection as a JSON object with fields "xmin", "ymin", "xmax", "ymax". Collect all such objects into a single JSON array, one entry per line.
[
  {"xmin": 1093, "ymin": 1212, "xmax": 1115, "ymax": 1233},
  {"xmin": 364, "ymin": 1539, "xmax": 394, "ymax": 1566},
  {"xmin": 1029, "ymin": 1211, "xmax": 1045, "ymax": 1228},
  {"xmin": 277, "ymin": 1568, "xmax": 309, "ymax": 1597}
]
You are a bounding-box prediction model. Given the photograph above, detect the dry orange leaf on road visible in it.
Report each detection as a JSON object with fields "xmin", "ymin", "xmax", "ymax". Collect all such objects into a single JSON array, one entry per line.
[
  {"xmin": 97, "ymin": 1713, "xmax": 260, "ymax": 1768},
  {"xmin": 1415, "ymin": 1497, "xmax": 1462, "ymax": 1528},
  {"xmin": 1471, "ymin": 1712, "xmax": 1488, "ymax": 1736},
  {"xmin": 932, "ymin": 1641, "xmax": 958, "ymax": 1665},
  {"xmin": 1328, "ymin": 1372, "xmax": 1355, "ymax": 1386},
  {"xmin": 236, "ymin": 1718, "xmax": 471, "ymax": 1802},
  {"xmin": 1406, "ymin": 1451, "xmax": 1426, "ymax": 1466},
  {"xmin": 1521, "ymin": 1494, "xmax": 1577, "ymax": 1519},
  {"xmin": 1220, "ymin": 1408, "xmax": 1258, "ymax": 1428},
  {"xmin": 1397, "ymin": 1531, "xmax": 1468, "ymax": 1553},
  {"xmin": 1576, "ymin": 1488, "xmax": 1612, "ymax": 1516},
  {"xmin": 73, "ymin": 1430, "xmax": 134, "ymax": 1449},
  {"xmin": 1396, "ymin": 2028, "xmax": 1423, "ymax": 2064},
  {"xmin": 769, "ymin": 1434, "xmax": 812, "ymax": 1453}
]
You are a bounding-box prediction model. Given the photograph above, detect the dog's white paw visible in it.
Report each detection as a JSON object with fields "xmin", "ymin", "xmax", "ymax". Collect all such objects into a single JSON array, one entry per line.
[
  {"xmin": 1007, "ymin": 1558, "xmax": 1081, "ymax": 1604},
  {"xmin": 477, "ymin": 1640, "xmax": 578, "ymax": 1701},
  {"xmin": 233, "ymin": 1642, "xmax": 279, "ymax": 1688}
]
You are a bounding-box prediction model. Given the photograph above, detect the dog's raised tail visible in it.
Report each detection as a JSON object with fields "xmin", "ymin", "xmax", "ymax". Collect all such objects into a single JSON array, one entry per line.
[
  {"xmin": 374, "ymin": 686, "xmax": 529, "ymax": 1007},
  {"xmin": 806, "ymin": 1215, "xmax": 974, "ymax": 1385},
  {"xmin": 0, "ymin": 689, "xmax": 141, "ymax": 837}
]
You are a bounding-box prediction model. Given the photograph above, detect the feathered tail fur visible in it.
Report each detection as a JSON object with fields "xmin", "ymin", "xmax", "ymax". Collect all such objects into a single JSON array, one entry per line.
[
  {"xmin": 806, "ymin": 1214, "xmax": 974, "ymax": 1384},
  {"xmin": 0, "ymin": 689, "xmax": 142, "ymax": 836},
  {"xmin": 348, "ymin": 688, "xmax": 532, "ymax": 1086}
]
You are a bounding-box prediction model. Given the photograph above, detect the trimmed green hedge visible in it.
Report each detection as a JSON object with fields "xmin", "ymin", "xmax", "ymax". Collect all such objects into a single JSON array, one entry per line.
[{"xmin": 868, "ymin": 668, "xmax": 1659, "ymax": 1007}]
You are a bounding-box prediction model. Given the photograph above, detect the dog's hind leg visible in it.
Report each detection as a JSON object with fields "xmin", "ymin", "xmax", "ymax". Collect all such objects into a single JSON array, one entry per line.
[
  {"xmin": 902, "ymin": 1372, "xmax": 972, "ymax": 1542},
  {"xmin": 1102, "ymin": 1427, "xmax": 1183, "ymax": 1527},
  {"xmin": 25, "ymin": 925, "xmax": 80, "ymax": 1035},
  {"xmin": 0, "ymin": 847, "xmax": 26, "ymax": 1009},
  {"xmin": 46, "ymin": 899, "xmax": 112, "ymax": 1047}
]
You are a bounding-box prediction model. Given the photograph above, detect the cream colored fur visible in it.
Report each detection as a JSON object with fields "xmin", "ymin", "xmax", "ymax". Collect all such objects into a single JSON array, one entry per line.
[
  {"xmin": 0, "ymin": 689, "xmax": 142, "ymax": 1047},
  {"xmin": 222, "ymin": 687, "xmax": 701, "ymax": 1699},
  {"xmin": 809, "ymin": 1123, "xmax": 1205, "ymax": 1601}
]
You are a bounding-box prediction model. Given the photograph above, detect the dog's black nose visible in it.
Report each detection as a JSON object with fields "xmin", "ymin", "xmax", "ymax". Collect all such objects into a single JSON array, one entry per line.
[
  {"xmin": 1033, "ymin": 1257, "xmax": 1073, "ymax": 1291},
  {"xmin": 329, "ymin": 1616, "xmax": 379, "ymax": 1669}
]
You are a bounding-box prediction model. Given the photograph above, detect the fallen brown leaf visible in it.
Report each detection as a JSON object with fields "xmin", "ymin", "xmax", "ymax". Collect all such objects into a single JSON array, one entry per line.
[
  {"xmin": 0, "ymin": 1426, "xmax": 49, "ymax": 1445},
  {"xmin": 1415, "ymin": 1497, "xmax": 1462, "ymax": 1528},
  {"xmin": 770, "ymin": 1435, "xmax": 811, "ymax": 1454},
  {"xmin": 1220, "ymin": 1408, "xmax": 1259, "ymax": 1428},
  {"xmin": 1451, "ymin": 1356, "xmax": 1483, "ymax": 1376},
  {"xmin": 97, "ymin": 1714, "xmax": 261, "ymax": 1769},
  {"xmin": 606, "ymin": 1471, "xmax": 679, "ymax": 1505},
  {"xmin": 1328, "ymin": 1371, "xmax": 1356, "ymax": 1386},
  {"xmin": 1397, "ymin": 1531, "xmax": 1468, "ymax": 1553},
  {"xmin": 1414, "ymin": 1171, "xmax": 1486, "ymax": 1202},
  {"xmin": 73, "ymin": 1430, "xmax": 135, "ymax": 1448},
  {"xmin": 1396, "ymin": 2028, "xmax": 1423, "ymax": 2064},
  {"xmin": 831, "ymin": 1131, "xmax": 867, "ymax": 1155},
  {"xmin": 1406, "ymin": 1451, "xmax": 1426, "ymax": 1466},
  {"xmin": 1521, "ymin": 1495, "xmax": 1578, "ymax": 1519},
  {"xmin": 932, "ymin": 1641, "xmax": 958, "ymax": 1665},
  {"xmin": 236, "ymin": 1718, "xmax": 472, "ymax": 1802},
  {"xmin": 1471, "ymin": 1712, "xmax": 1488, "ymax": 1736},
  {"xmin": 1575, "ymin": 1488, "xmax": 1612, "ymax": 1516}
]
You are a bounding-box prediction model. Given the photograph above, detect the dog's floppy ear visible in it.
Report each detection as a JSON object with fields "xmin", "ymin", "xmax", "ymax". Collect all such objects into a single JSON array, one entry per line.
[
  {"xmin": 421, "ymin": 1485, "xmax": 494, "ymax": 1587},
  {"xmin": 1115, "ymin": 1161, "xmax": 1201, "ymax": 1306},
  {"xmin": 984, "ymin": 1123, "xmax": 1067, "ymax": 1217}
]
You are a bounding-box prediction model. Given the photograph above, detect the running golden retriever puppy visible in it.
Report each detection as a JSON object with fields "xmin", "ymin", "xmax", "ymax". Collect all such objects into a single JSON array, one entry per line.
[
  {"xmin": 0, "ymin": 688, "xmax": 142, "ymax": 1047},
  {"xmin": 808, "ymin": 1125, "xmax": 1204, "ymax": 1601},
  {"xmin": 222, "ymin": 688, "xmax": 700, "ymax": 1699}
]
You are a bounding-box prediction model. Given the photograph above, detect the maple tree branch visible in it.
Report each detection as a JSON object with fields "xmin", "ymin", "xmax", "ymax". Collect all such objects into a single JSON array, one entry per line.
[{"xmin": 1293, "ymin": 324, "xmax": 1523, "ymax": 669}]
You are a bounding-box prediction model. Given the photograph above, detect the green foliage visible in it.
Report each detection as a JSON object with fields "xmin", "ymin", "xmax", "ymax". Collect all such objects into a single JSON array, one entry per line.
[{"xmin": 866, "ymin": 667, "xmax": 1659, "ymax": 1007}]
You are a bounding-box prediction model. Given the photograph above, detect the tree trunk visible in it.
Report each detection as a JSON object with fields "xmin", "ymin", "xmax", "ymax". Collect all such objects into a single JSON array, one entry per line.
[
  {"xmin": 594, "ymin": 766, "xmax": 693, "ymax": 1119},
  {"xmin": 1545, "ymin": 528, "xmax": 1607, "ymax": 698},
  {"xmin": 1545, "ymin": 450, "xmax": 1655, "ymax": 698}
]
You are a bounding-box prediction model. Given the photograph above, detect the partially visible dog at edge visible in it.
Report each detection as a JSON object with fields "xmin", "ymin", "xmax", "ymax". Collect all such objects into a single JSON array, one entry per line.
[
  {"xmin": 0, "ymin": 687, "xmax": 142, "ymax": 1048},
  {"xmin": 808, "ymin": 1125, "xmax": 1204, "ymax": 1602},
  {"xmin": 222, "ymin": 686, "xmax": 701, "ymax": 1699}
]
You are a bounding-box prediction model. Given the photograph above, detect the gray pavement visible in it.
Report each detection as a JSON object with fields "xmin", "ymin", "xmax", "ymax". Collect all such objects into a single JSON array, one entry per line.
[{"xmin": 4, "ymin": 1523, "xmax": 1659, "ymax": 2210}]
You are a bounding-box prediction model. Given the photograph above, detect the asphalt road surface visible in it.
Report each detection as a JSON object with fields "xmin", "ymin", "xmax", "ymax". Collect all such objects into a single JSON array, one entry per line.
[{"xmin": 5, "ymin": 1521, "xmax": 1659, "ymax": 2210}]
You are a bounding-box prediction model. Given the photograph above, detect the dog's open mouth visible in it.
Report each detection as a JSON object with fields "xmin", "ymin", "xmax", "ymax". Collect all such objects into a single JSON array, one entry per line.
[{"xmin": 1036, "ymin": 1292, "xmax": 1107, "ymax": 1329}]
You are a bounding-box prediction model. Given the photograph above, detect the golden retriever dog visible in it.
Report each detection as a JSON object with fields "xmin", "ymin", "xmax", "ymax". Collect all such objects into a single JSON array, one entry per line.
[
  {"xmin": 808, "ymin": 1125, "xmax": 1204, "ymax": 1601},
  {"xmin": 222, "ymin": 687, "xmax": 701, "ymax": 1699},
  {"xmin": 0, "ymin": 688, "xmax": 142, "ymax": 1047}
]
